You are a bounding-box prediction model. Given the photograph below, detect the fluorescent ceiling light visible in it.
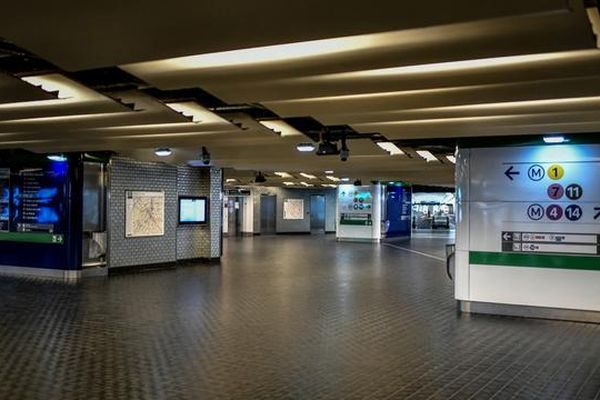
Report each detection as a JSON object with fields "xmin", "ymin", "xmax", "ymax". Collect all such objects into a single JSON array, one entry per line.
[
  {"xmin": 22, "ymin": 74, "xmax": 82, "ymax": 99},
  {"xmin": 274, "ymin": 172, "xmax": 293, "ymax": 178},
  {"xmin": 376, "ymin": 142, "xmax": 404, "ymax": 155},
  {"xmin": 296, "ymin": 143, "xmax": 316, "ymax": 152},
  {"xmin": 128, "ymin": 35, "xmax": 377, "ymax": 71},
  {"xmin": 340, "ymin": 177, "xmax": 350, "ymax": 182},
  {"xmin": 283, "ymin": 181, "xmax": 295, "ymax": 186},
  {"xmin": 416, "ymin": 150, "xmax": 438, "ymax": 162},
  {"xmin": 324, "ymin": 170, "xmax": 334, "ymax": 174},
  {"xmin": 543, "ymin": 135, "xmax": 568, "ymax": 144},
  {"xmin": 47, "ymin": 154, "xmax": 67, "ymax": 162},
  {"xmin": 259, "ymin": 120, "xmax": 304, "ymax": 137},
  {"xmin": 320, "ymin": 53, "xmax": 562, "ymax": 79},
  {"xmin": 321, "ymin": 184, "xmax": 337, "ymax": 188},
  {"xmin": 446, "ymin": 155, "xmax": 456, "ymax": 164},
  {"xmin": 325, "ymin": 176, "xmax": 340, "ymax": 182},
  {"xmin": 165, "ymin": 102, "xmax": 229, "ymax": 124},
  {"xmin": 299, "ymin": 173, "xmax": 316, "ymax": 179},
  {"xmin": 225, "ymin": 178, "xmax": 237, "ymax": 183},
  {"xmin": 154, "ymin": 148, "xmax": 172, "ymax": 157},
  {"xmin": 300, "ymin": 182, "xmax": 314, "ymax": 187}
]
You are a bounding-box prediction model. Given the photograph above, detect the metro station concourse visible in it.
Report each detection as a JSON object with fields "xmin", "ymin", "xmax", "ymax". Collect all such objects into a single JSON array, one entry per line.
[{"xmin": 2, "ymin": 1, "xmax": 600, "ymax": 399}]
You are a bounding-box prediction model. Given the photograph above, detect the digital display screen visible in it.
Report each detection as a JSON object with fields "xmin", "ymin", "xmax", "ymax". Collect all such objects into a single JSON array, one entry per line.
[{"xmin": 179, "ymin": 197, "xmax": 207, "ymax": 224}]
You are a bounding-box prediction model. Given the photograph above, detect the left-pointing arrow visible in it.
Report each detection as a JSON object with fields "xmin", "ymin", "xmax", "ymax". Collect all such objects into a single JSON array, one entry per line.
[{"xmin": 505, "ymin": 166, "xmax": 520, "ymax": 181}]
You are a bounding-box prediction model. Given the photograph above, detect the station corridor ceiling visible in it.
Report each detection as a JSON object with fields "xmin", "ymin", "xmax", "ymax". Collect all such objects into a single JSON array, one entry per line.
[{"xmin": 1, "ymin": 0, "xmax": 600, "ymax": 186}]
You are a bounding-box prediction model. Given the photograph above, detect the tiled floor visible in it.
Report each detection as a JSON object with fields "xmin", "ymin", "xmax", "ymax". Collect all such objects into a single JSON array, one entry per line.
[{"xmin": 0, "ymin": 234, "xmax": 599, "ymax": 399}]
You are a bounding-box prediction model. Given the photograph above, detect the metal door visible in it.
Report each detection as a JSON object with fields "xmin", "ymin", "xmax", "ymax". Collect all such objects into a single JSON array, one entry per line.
[
  {"xmin": 310, "ymin": 195, "xmax": 326, "ymax": 233},
  {"xmin": 260, "ymin": 195, "xmax": 277, "ymax": 234},
  {"xmin": 228, "ymin": 198, "xmax": 242, "ymax": 236}
]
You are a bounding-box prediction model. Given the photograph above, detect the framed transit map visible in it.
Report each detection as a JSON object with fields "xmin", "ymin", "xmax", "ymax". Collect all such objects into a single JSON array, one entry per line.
[{"xmin": 125, "ymin": 191, "xmax": 165, "ymax": 237}]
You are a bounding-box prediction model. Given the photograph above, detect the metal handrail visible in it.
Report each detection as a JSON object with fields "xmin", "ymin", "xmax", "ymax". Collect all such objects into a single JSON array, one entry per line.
[{"xmin": 445, "ymin": 243, "xmax": 455, "ymax": 280}]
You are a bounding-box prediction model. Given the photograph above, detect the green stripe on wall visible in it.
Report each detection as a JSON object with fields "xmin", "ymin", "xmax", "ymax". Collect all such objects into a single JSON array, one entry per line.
[
  {"xmin": 0, "ymin": 232, "xmax": 64, "ymax": 244},
  {"xmin": 469, "ymin": 251, "xmax": 600, "ymax": 271}
]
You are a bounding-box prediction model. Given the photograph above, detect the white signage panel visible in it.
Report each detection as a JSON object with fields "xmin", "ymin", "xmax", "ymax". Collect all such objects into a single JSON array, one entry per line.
[{"xmin": 125, "ymin": 191, "xmax": 165, "ymax": 237}]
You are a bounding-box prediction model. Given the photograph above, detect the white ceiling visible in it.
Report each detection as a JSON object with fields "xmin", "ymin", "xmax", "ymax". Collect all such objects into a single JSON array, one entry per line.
[{"xmin": 0, "ymin": 0, "xmax": 599, "ymax": 186}]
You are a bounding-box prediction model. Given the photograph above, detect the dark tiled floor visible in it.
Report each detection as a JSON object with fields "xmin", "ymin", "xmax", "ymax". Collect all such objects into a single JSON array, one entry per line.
[{"xmin": 1, "ymin": 235, "xmax": 599, "ymax": 399}]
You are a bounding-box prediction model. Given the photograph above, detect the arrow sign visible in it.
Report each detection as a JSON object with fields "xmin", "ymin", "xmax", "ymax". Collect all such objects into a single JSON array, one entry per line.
[
  {"xmin": 502, "ymin": 232, "xmax": 511, "ymax": 241},
  {"xmin": 504, "ymin": 166, "xmax": 520, "ymax": 181}
]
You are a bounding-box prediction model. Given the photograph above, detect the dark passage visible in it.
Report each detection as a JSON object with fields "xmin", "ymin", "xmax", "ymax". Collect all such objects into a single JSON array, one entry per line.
[{"xmin": 0, "ymin": 235, "xmax": 599, "ymax": 399}]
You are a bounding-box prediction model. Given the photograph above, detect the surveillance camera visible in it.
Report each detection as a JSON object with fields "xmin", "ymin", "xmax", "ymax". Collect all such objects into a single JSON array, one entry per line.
[
  {"xmin": 201, "ymin": 146, "xmax": 211, "ymax": 165},
  {"xmin": 340, "ymin": 148, "xmax": 349, "ymax": 162}
]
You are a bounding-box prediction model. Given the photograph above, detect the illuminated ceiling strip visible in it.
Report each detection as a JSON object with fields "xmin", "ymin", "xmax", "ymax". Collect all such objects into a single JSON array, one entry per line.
[
  {"xmin": 299, "ymin": 173, "xmax": 317, "ymax": 179},
  {"xmin": 274, "ymin": 171, "xmax": 293, "ymax": 178},
  {"xmin": 259, "ymin": 120, "xmax": 304, "ymax": 137},
  {"xmin": 416, "ymin": 150, "xmax": 439, "ymax": 162},
  {"xmin": 165, "ymin": 102, "xmax": 229, "ymax": 124},
  {"xmin": 376, "ymin": 142, "xmax": 404, "ymax": 155},
  {"xmin": 325, "ymin": 176, "xmax": 340, "ymax": 182},
  {"xmin": 300, "ymin": 52, "xmax": 576, "ymax": 80}
]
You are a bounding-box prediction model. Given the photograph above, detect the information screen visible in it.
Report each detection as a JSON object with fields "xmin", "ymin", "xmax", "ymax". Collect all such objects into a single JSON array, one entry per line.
[{"xmin": 179, "ymin": 197, "xmax": 207, "ymax": 224}]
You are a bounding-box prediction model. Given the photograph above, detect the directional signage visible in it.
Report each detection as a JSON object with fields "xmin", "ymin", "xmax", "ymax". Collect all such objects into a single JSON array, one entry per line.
[
  {"xmin": 502, "ymin": 231, "xmax": 599, "ymax": 255},
  {"xmin": 462, "ymin": 144, "xmax": 600, "ymax": 260}
]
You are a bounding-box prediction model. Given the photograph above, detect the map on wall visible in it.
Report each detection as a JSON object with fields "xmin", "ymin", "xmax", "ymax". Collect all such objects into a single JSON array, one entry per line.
[
  {"xmin": 283, "ymin": 198, "xmax": 304, "ymax": 220},
  {"xmin": 125, "ymin": 191, "xmax": 165, "ymax": 237}
]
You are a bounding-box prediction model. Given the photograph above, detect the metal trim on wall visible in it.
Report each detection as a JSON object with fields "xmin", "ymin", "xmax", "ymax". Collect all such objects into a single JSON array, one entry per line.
[{"xmin": 460, "ymin": 300, "xmax": 600, "ymax": 324}]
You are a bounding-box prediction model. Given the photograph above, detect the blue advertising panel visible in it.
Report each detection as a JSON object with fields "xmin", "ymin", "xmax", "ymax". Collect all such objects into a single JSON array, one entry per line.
[{"xmin": 385, "ymin": 184, "xmax": 412, "ymax": 238}]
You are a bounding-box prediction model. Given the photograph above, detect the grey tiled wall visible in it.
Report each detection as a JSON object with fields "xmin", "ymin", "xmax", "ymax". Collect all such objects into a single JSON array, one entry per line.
[
  {"xmin": 176, "ymin": 166, "xmax": 222, "ymax": 260},
  {"xmin": 108, "ymin": 158, "xmax": 222, "ymax": 269},
  {"xmin": 251, "ymin": 186, "xmax": 337, "ymax": 233}
]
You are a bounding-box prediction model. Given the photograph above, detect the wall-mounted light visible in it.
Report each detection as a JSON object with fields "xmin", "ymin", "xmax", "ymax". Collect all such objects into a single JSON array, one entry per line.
[
  {"xmin": 296, "ymin": 143, "xmax": 316, "ymax": 152},
  {"xmin": 154, "ymin": 148, "xmax": 172, "ymax": 157},
  {"xmin": 376, "ymin": 141, "xmax": 404, "ymax": 155},
  {"xmin": 47, "ymin": 154, "xmax": 67, "ymax": 162},
  {"xmin": 543, "ymin": 135, "xmax": 568, "ymax": 144},
  {"xmin": 416, "ymin": 150, "xmax": 438, "ymax": 162}
]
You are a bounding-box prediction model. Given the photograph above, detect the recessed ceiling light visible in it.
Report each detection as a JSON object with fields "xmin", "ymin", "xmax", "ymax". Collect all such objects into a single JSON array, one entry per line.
[
  {"xmin": 543, "ymin": 135, "xmax": 568, "ymax": 144},
  {"xmin": 416, "ymin": 150, "xmax": 438, "ymax": 162},
  {"xmin": 325, "ymin": 176, "xmax": 340, "ymax": 182},
  {"xmin": 299, "ymin": 173, "xmax": 317, "ymax": 179},
  {"xmin": 296, "ymin": 143, "xmax": 316, "ymax": 152},
  {"xmin": 47, "ymin": 154, "xmax": 67, "ymax": 162},
  {"xmin": 446, "ymin": 155, "xmax": 456, "ymax": 164},
  {"xmin": 259, "ymin": 120, "xmax": 304, "ymax": 137},
  {"xmin": 154, "ymin": 148, "xmax": 172, "ymax": 157},
  {"xmin": 376, "ymin": 142, "xmax": 404, "ymax": 155},
  {"xmin": 274, "ymin": 172, "xmax": 293, "ymax": 178}
]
